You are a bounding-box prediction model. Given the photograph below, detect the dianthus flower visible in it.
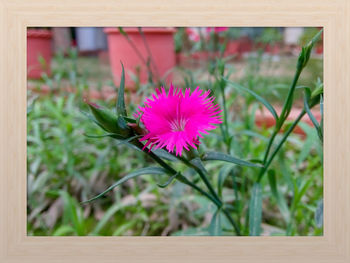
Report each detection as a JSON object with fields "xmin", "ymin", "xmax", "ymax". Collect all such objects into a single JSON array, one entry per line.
[{"xmin": 135, "ymin": 85, "xmax": 222, "ymax": 156}]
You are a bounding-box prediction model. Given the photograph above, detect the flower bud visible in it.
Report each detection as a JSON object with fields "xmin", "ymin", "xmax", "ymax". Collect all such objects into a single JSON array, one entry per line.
[{"xmin": 87, "ymin": 101, "xmax": 131, "ymax": 137}]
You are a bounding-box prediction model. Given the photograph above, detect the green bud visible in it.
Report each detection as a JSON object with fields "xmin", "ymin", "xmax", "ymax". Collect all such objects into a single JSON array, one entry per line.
[
  {"xmin": 297, "ymin": 29, "xmax": 323, "ymax": 70},
  {"xmin": 87, "ymin": 102, "xmax": 131, "ymax": 136}
]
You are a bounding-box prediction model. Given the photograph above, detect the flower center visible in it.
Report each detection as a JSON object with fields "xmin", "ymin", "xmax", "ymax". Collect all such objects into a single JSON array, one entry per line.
[{"xmin": 170, "ymin": 117, "xmax": 188, "ymax": 132}]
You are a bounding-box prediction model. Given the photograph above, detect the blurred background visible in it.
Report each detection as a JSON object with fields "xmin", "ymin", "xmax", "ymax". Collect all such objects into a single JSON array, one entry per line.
[{"xmin": 27, "ymin": 27, "xmax": 323, "ymax": 236}]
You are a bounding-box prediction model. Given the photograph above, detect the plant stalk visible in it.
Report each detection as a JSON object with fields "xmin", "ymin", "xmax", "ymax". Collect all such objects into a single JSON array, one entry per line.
[{"xmin": 257, "ymin": 110, "xmax": 306, "ymax": 182}]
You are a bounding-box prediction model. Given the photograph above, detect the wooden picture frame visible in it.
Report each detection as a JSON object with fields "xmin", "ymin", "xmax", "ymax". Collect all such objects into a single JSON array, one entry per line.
[{"xmin": 1, "ymin": 0, "xmax": 349, "ymax": 262}]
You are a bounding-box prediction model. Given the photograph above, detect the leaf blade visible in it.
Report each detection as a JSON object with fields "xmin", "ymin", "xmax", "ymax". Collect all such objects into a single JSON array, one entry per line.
[
  {"xmin": 202, "ymin": 152, "xmax": 263, "ymax": 168},
  {"xmin": 117, "ymin": 62, "xmax": 127, "ymax": 116},
  {"xmin": 267, "ymin": 170, "xmax": 290, "ymax": 223},
  {"xmin": 81, "ymin": 167, "xmax": 167, "ymax": 204},
  {"xmin": 249, "ymin": 183, "xmax": 262, "ymax": 236},
  {"xmin": 225, "ymin": 80, "xmax": 278, "ymax": 121},
  {"xmin": 209, "ymin": 209, "xmax": 222, "ymax": 236}
]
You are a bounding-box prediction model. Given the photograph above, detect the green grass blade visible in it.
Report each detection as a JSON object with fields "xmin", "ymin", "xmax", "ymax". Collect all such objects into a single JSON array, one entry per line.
[
  {"xmin": 267, "ymin": 170, "xmax": 290, "ymax": 223},
  {"xmin": 225, "ymin": 80, "xmax": 278, "ymax": 121},
  {"xmin": 315, "ymin": 199, "xmax": 323, "ymax": 228},
  {"xmin": 92, "ymin": 203, "xmax": 124, "ymax": 235},
  {"xmin": 117, "ymin": 62, "xmax": 127, "ymax": 116},
  {"xmin": 81, "ymin": 167, "xmax": 167, "ymax": 204},
  {"xmin": 217, "ymin": 165, "xmax": 232, "ymax": 198},
  {"xmin": 303, "ymin": 89, "xmax": 320, "ymax": 130},
  {"xmin": 209, "ymin": 209, "xmax": 222, "ymax": 236},
  {"xmin": 249, "ymin": 183, "xmax": 262, "ymax": 236},
  {"xmin": 60, "ymin": 191, "xmax": 85, "ymax": 236},
  {"xmin": 53, "ymin": 225, "xmax": 75, "ymax": 236},
  {"xmin": 202, "ymin": 152, "xmax": 263, "ymax": 168},
  {"xmin": 157, "ymin": 172, "xmax": 179, "ymax": 188}
]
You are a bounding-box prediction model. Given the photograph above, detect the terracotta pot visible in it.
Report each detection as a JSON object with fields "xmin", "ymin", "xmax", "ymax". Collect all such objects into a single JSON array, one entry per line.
[
  {"xmin": 191, "ymin": 51, "xmax": 210, "ymax": 60},
  {"xmin": 27, "ymin": 29, "xmax": 52, "ymax": 79},
  {"xmin": 255, "ymin": 106, "xmax": 322, "ymax": 136},
  {"xmin": 104, "ymin": 27, "xmax": 176, "ymax": 88},
  {"xmin": 316, "ymin": 44, "xmax": 323, "ymax": 55},
  {"xmin": 265, "ymin": 43, "xmax": 281, "ymax": 55},
  {"xmin": 238, "ymin": 36, "xmax": 253, "ymax": 54},
  {"xmin": 224, "ymin": 40, "xmax": 241, "ymax": 59}
]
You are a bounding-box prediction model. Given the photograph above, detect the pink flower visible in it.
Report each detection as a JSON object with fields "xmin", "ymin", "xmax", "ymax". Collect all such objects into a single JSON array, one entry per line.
[
  {"xmin": 206, "ymin": 27, "xmax": 228, "ymax": 33},
  {"xmin": 134, "ymin": 85, "xmax": 222, "ymax": 156},
  {"xmin": 186, "ymin": 28, "xmax": 200, "ymax": 42}
]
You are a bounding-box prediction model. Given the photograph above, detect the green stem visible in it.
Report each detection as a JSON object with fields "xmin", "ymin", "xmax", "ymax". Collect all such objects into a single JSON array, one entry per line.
[
  {"xmin": 221, "ymin": 86, "xmax": 229, "ymax": 143},
  {"xmin": 177, "ymin": 155, "xmax": 221, "ymax": 204},
  {"xmin": 258, "ymin": 65, "xmax": 303, "ymax": 182},
  {"xmin": 278, "ymin": 68, "xmax": 302, "ymax": 126},
  {"xmin": 177, "ymin": 155, "xmax": 241, "ymax": 235},
  {"xmin": 257, "ymin": 110, "xmax": 306, "ymax": 182},
  {"xmin": 262, "ymin": 131, "xmax": 277, "ymax": 163},
  {"xmin": 132, "ymin": 140, "xmax": 242, "ymax": 234},
  {"xmin": 222, "ymin": 208, "xmax": 240, "ymax": 235}
]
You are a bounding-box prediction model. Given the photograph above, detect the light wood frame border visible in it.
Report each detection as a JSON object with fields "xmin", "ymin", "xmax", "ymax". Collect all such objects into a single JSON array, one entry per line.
[{"xmin": 1, "ymin": 0, "xmax": 349, "ymax": 262}]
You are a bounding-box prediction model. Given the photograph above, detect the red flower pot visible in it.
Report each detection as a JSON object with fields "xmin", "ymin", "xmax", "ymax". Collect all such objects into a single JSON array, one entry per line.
[
  {"xmin": 104, "ymin": 27, "xmax": 176, "ymax": 88},
  {"xmin": 255, "ymin": 106, "xmax": 322, "ymax": 136},
  {"xmin": 191, "ymin": 51, "xmax": 210, "ymax": 60},
  {"xmin": 265, "ymin": 43, "xmax": 281, "ymax": 55},
  {"xmin": 316, "ymin": 44, "xmax": 323, "ymax": 54},
  {"xmin": 27, "ymin": 29, "xmax": 52, "ymax": 79},
  {"xmin": 238, "ymin": 36, "xmax": 253, "ymax": 54},
  {"xmin": 224, "ymin": 40, "xmax": 241, "ymax": 59}
]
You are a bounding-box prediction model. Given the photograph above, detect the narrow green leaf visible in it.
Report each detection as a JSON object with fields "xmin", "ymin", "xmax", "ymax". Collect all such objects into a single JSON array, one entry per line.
[
  {"xmin": 118, "ymin": 27, "xmax": 127, "ymax": 36},
  {"xmin": 311, "ymin": 85, "xmax": 323, "ymax": 99},
  {"xmin": 60, "ymin": 191, "xmax": 85, "ymax": 236},
  {"xmin": 267, "ymin": 170, "xmax": 290, "ymax": 223},
  {"xmin": 202, "ymin": 152, "xmax": 263, "ymax": 168},
  {"xmin": 81, "ymin": 167, "xmax": 167, "ymax": 204},
  {"xmin": 304, "ymin": 89, "xmax": 319, "ymax": 130},
  {"xmin": 304, "ymin": 88, "xmax": 322, "ymax": 141},
  {"xmin": 209, "ymin": 209, "xmax": 222, "ymax": 236},
  {"xmin": 53, "ymin": 225, "xmax": 75, "ymax": 236},
  {"xmin": 320, "ymin": 95, "xmax": 324, "ymax": 133},
  {"xmin": 249, "ymin": 183, "xmax": 262, "ymax": 236},
  {"xmin": 315, "ymin": 199, "xmax": 323, "ymax": 228},
  {"xmin": 117, "ymin": 62, "xmax": 127, "ymax": 116},
  {"xmin": 225, "ymin": 80, "xmax": 278, "ymax": 121},
  {"xmin": 157, "ymin": 172, "xmax": 179, "ymax": 188},
  {"xmin": 217, "ymin": 165, "xmax": 232, "ymax": 198},
  {"xmin": 92, "ymin": 203, "xmax": 124, "ymax": 234},
  {"xmin": 115, "ymin": 135, "xmax": 142, "ymax": 146},
  {"xmin": 152, "ymin": 149, "xmax": 179, "ymax": 162},
  {"xmin": 189, "ymin": 157, "xmax": 208, "ymax": 174},
  {"xmin": 84, "ymin": 133, "xmax": 124, "ymax": 140}
]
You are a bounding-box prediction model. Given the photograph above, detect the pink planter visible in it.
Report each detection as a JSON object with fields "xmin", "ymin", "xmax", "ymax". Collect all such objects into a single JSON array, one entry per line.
[
  {"xmin": 224, "ymin": 40, "xmax": 241, "ymax": 59},
  {"xmin": 255, "ymin": 106, "xmax": 322, "ymax": 136},
  {"xmin": 238, "ymin": 36, "xmax": 253, "ymax": 54},
  {"xmin": 265, "ymin": 43, "xmax": 281, "ymax": 55},
  {"xmin": 191, "ymin": 51, "xmax": 211, "ymax": 60},
  {"xmin": 104, "ymin": 27, "xmax": 176, "ymax": 88},
  {"xmin": 316, "ymin": 44, "xmax": 323, "ymax": 55},
  {"xmin": 27, "ymin": 29, "xmax": 52, "ymax": 79}
]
